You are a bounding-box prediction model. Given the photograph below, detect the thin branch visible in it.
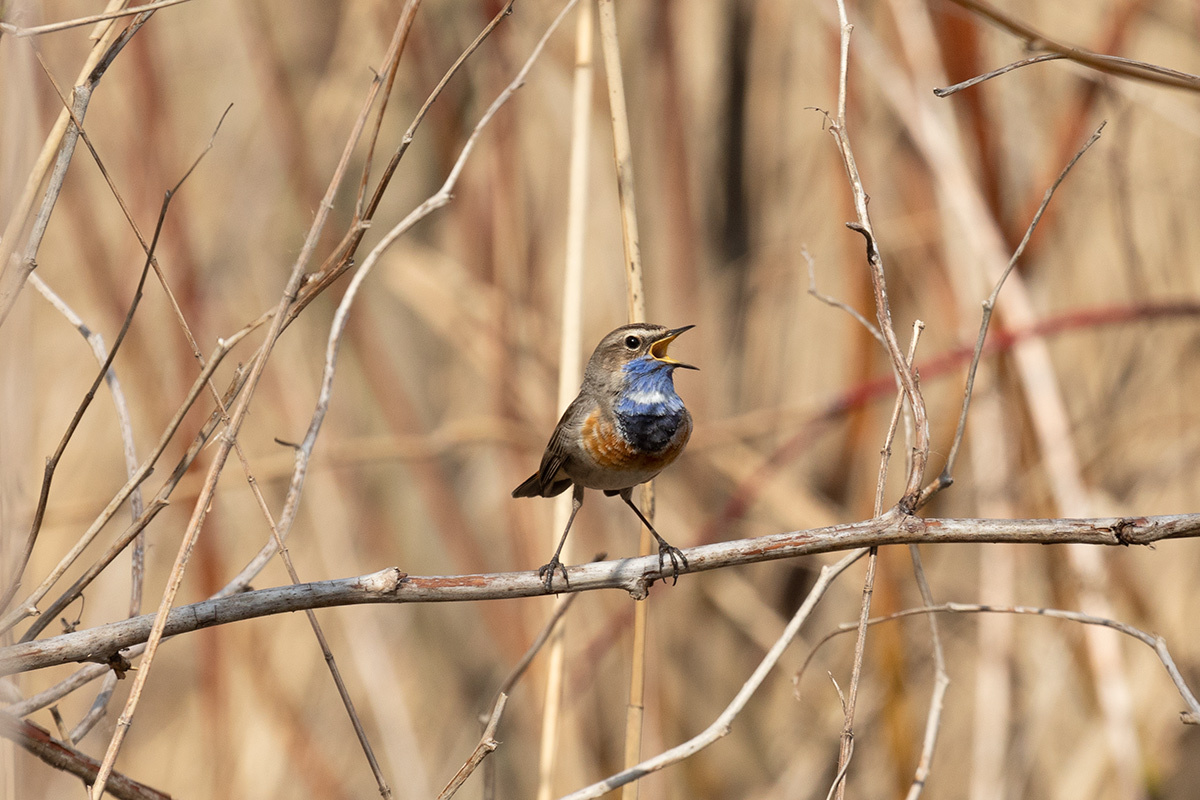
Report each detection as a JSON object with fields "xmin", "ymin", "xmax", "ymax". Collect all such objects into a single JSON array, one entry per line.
[
  {"xmin": 1, "ymin": 182, "xmax": 159, "ymax": 617},
  {"xmin": 832, "ymin": 550, "xmax": 876, "ymax": 800},
  {"xmin": 438, "ymin": 695, "xmax": 508, "ymax": 800},
  {"xmin": 824, "ymin": 0, "xmax": 930, "ymax": 509},
  {"xmin": 4, "ymin": 316, "xmax": 258, "ymax": 639},
  {"xmin": 799, "ymin": 602, "xmax": 1200, "ymax": 726},
  {"xmin": 918, "ymin": 121, "xmax": 1106, "ymax": 507},
  {"xmin": 803, "ymin": 245, "xmax": 884, "ymax": 346},
  {"xmin": 358, "ymin": 1, "xmax": 513, "ymax": 224},
  {"xmin": 441, "ymin": 588, "xmax": 582, "ymax": 800},
  {"xmin": 351, "ymin": 0, "xmax": 422, "ymax": 220},
  {"xmin": 6, "ymin": 512, "xmax": 1200, "ymax": 677},
  {"xmin": 0, "ymin": 714, "xmax": 173, "ymax": 799},
  {"xmin": 942, "ymin": 0, "xmax": 1200, "ymax": 92},
  {"xmin": 903, "ymin": 545, "xmax": 948, "ymax": 800},
  {"xmin": 875, "ymin": 323, "xmax": 924, "ymax": 516},
  {"xmin": 0, "ymin": 10, "xmax": 155, "ymax": 328},
  {"xmin": 556, "ymin": 551, "xmax": 866, "ymax": 800},
  {"xmin": 933, "ymin": 53, "xmax": 1065, "ymax": 97},
  {"xmin": 297, "ymin": 0, "xmax": 514, "ymax": 313},
  {"xmin": 832, "ymin": 321, "xmax": 924, "ymax": 799},
  {"xmin": 0, "ymin": 0, "xmax": 194, "ymax": 37},
  {"xmin": 825, "ymin": 0, "xmax": 930, "ymax": 794}
]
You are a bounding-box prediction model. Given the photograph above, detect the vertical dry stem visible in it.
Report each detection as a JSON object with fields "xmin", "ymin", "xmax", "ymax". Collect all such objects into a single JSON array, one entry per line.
[
  {"xmin": 535, "ymin": 4, "xmax": 594, "ymax": 798},
  {"xmin": 596, "ymin": 1, "xmax": 656, "ymax": 795}
]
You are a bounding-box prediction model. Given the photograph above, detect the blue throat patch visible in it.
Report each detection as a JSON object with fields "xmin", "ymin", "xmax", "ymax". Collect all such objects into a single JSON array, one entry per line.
[{"xmin": 614, "ymin": 358, "xmax": 685, "ymax": 451}]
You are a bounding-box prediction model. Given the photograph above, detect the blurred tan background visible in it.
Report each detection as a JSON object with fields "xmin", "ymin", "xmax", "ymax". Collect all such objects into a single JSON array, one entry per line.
[{"xmin": 3, "ymin": 0, "xmax": 1200, "ymax": 798}]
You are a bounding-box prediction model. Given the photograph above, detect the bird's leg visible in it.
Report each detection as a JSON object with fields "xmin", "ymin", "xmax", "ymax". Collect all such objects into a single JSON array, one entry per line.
[
  {"xmin": 538, "ymin": 484, "xmax": 584, "ymax": 592},
  {"xmin": 618, "ymin": 488, "xmax": 688, "ymax": 584}
]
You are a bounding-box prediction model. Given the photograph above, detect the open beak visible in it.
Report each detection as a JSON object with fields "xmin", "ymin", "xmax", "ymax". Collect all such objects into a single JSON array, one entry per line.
[{"xmin": 649, "ymin": 325, "xmax": 698, "ymax": 370}]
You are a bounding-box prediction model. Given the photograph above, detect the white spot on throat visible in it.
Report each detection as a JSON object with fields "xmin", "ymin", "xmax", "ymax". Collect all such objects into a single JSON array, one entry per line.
[{"xmin": 625, "ymin": 387, "xmax": 670, "ymax": 405}]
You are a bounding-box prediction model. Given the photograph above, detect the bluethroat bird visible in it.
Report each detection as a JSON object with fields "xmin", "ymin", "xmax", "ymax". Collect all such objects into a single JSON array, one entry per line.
[{"xmin": 513, "ymin": 323, "xmax": 697, "ymax": 591}]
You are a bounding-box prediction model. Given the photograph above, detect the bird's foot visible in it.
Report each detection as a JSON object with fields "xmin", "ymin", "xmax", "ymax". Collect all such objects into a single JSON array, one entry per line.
[
  {"xmin": 656, "ymin": 542, "xmax": 689, "ymax": 585},
  {"xmin": 537, "ymin": 557, "xmax": 569, "ymax": 592}
]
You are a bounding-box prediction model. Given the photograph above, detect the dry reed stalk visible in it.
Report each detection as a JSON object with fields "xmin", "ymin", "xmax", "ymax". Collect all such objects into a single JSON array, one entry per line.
[
  {"xmin": 535, "ymin": 2, "xmax": 594, "ymax": 799},
  {"xmin": 594, "ymin": 1, "xmax": 659, "ymax": 796}
]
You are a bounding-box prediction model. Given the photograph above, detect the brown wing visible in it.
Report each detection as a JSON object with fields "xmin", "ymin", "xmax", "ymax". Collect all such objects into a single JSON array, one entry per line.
[{"xmin": 511, "ymin": 395, "xmax": 587, "ymax": 498}]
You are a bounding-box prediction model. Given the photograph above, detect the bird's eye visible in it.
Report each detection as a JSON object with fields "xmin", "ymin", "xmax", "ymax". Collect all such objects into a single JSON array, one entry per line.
[{"xmin": 624, "ymin": 335, "xmax": 641, "ymax": 350}]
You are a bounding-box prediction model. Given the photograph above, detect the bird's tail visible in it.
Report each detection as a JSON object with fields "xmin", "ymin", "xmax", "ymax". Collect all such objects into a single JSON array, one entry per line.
[
  {"xmin": 512, "ymin": 473, "xmax": 544, "ymax": 498},
  {"xmin": 512, "ymin": 473, "xmax": 573, "ymax": 498}
]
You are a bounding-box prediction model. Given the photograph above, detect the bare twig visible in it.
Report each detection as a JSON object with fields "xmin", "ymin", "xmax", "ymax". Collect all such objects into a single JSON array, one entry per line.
[
  {"xmin": 28, "ymin": 274, "xmax": 145, "ymax": 583},
  {"xmin": 933, "ymin": 53, "xmax": 1065, "ymax": 97},
  {"xmin": 6, "ymin": 512, "xmax": 1200, "ymax": 676},
  {"xmin": 438, "ymin": 695, "xmax": 508, "ymax": 800},
  {"xmin": 823, "ymin": 3, "xmax": 930, "ymax": 509},
  {"xmin": 298, "ymin": 0, "xmax": 512, "ymax": 313},
  {"xmin": 0, "ymin": 0, "xmax": 194, "ymax": 38},
  {"xmin": 5, "ymin": 323, "xmax": 257, "ymax": 638},
  {"xmin": 556, "ymin": 551, "xmax": 866, "ymax": 800},
  {"xmin": 242, "ymin": 5, "xmax": 578, "ymax": 798},
  {"xmin": 903, "ymin": 546, "xmax": 948, "ymax": 800},
  {"xmin": 0, "ymin": 713, "xmax": 172, "ymax": 800},
  {"xmin": 0, "ymin": 11, "xmax": 155, "ymax": 328},
  {"xmin": 942, "ymin": 0, "xmax": 1200, "ymax": 92},
  {"xmin": 824, "ymin": 0, "xmax": 932, "ymax": 795},
  {"xmin": 443, "ymin": 588, "xmax": 581, "ymax": 800},
  {"xmin": 833, "ymin": 550, "xmax": 876, "ymax": 800},
  {"xmin": 357, "ymin": 1, "xmax": 513, "ymax": 224},
  {"xmin": 917, "ymin": 122, "xmax": 1106, "ymax": 508},
  {"xmin": 799, "ymin": 602, "xmax": 1200, "ymax": 726},
  {"xmin": 351, "ymin": 0, "xmax": 423, "ymax": 221},
  {"xmin": 803, "ymin": 246, "xmax": 884, "ymax": 346}
]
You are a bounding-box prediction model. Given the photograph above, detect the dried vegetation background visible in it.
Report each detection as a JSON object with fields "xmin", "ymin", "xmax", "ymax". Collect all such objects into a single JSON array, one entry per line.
[{"xmin": 3, "ymin": 0, "xmax": 1200, "ymax": 798}]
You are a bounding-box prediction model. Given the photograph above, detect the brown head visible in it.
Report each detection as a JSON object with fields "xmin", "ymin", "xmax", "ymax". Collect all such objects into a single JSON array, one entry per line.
[{"xmin": 581, "ymin": 323, "xmax": 697, "ymax": 395}]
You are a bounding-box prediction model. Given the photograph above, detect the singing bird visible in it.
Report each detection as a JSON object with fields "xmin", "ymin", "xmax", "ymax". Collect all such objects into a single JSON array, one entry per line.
[{"xmin": 513, "ymin": 323, "xmax": 696, "ymax": 590}]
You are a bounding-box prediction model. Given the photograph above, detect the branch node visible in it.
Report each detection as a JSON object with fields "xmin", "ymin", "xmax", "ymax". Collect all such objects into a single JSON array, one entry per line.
[{"xmin": 1108, "ymin": 518, "xmax": 1138, "ymax": 546}]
